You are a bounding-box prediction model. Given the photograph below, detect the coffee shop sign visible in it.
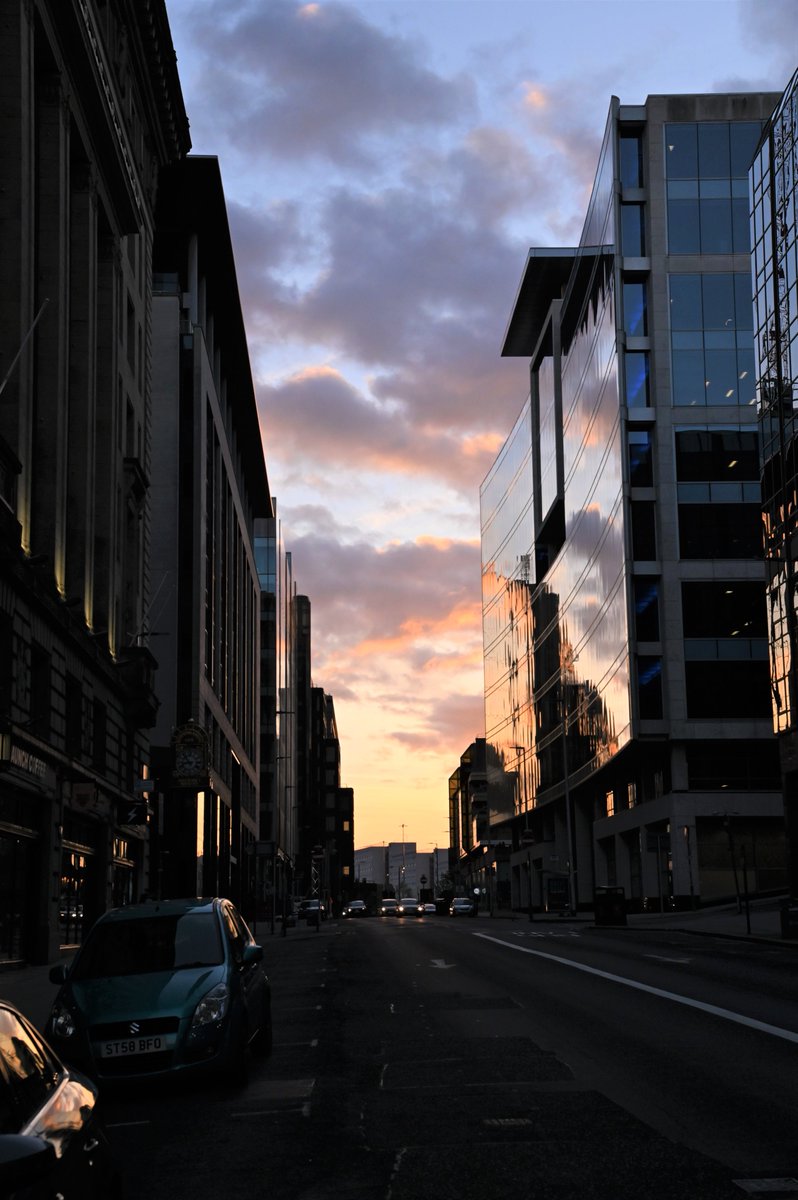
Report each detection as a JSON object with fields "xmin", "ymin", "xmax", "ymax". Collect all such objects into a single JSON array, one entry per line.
[{"xmin": 10, "ymin": 744, "xmax": 47, "ymax": 780}]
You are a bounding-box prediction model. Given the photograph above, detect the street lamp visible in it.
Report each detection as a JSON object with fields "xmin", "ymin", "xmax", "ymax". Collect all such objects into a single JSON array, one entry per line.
[{"xmin": 560, "ymin": 644, "xmax": 578, "ymax": 917}]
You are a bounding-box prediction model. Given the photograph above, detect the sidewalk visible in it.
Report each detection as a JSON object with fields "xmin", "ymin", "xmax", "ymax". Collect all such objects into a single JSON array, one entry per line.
[
  {"xmin": 0, "ymin": 913, "xmax": 334, "ymax": 1032},
  {"xmin": 480, "ymin": 895, "xmax": 794, "ymax": 944}
]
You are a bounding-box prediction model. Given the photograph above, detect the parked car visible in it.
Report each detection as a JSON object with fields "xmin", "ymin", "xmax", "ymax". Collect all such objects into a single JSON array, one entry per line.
[
  {"xmin": 449, "ymin": 897, "xmax": 474, "ymax": 916},
  {"xmin": 342, "ymin": 900, "xmax": 367, "ymax": 917},
  {"xmin": 379, "ymin": 898, "xmax": 399, "ymax": 916},
  {"xmin": 297, "ymin": 899, "xmax": 326, "ymax": 923},
  {"xmin": 0, "ymin": 998, "xmax": 123, "ymax": 1197},
  {"xmin": 46, "ymin": 897, "xmax": 271, "ymax": 1087}
]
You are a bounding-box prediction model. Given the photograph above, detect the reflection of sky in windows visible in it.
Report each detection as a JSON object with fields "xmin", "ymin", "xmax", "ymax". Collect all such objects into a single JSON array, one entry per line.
[
  {"xmin": 669, "ymin": 274, "xmax": 755, "ymax": 406},
  {"xmin": 665, "ymin": 122, "xmax": 762, "ymax": 256}
]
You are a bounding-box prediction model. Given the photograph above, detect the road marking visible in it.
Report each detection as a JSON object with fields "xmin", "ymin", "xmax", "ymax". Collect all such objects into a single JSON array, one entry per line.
[
  {"xmin": 430, "ymin": 958, "xmax": 455, "ymax": 969},
  {"xmin": 644, "ymin": 954, "xmax": 691, "ymax": 964},
  {"xmin": 474, "ymin": 932, "xmax": 798, "ymax": 1044}
]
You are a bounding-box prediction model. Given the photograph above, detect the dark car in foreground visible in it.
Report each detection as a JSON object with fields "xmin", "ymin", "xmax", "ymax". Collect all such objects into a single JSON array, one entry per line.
[
  {"xmin": 0, "ymin": 998, "xmax": 122, "ymax": 1198},
  {"xmin": 46, "ymin": 897, "xmax": 271, "ymax": 1087}
]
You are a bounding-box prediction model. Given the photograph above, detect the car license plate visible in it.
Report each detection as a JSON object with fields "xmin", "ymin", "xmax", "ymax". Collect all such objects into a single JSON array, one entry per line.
[{"xmin": 99, "ymin": 1034, "xmax": 174, "ymax": 1058}]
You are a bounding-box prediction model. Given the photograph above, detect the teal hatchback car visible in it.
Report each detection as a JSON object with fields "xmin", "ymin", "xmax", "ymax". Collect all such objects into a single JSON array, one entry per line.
[{"xmin": 46, "ymin": 898, "xmax": 271, "ymax": 1087}]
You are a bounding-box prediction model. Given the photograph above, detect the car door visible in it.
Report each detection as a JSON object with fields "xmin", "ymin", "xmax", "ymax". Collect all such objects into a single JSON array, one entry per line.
[{"xmin": 221, "ymin": 903, "xmax": 267, "ymax": 1042}]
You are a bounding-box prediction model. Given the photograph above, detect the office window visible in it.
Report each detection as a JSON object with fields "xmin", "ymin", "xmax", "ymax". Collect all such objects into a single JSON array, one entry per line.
[
  {"xmin": 623, "ymin": 281, "xmax": 647, "ymax": 336},
  {"xmin": 685, "ymin": 661, "xmax": 770, "ymax": 718},
  {"xmin": 681, "ymin": 581, "xmax": 766, "ymax": 639},
  {"xmin": 686, "ymin": 739, "xmax": 779, "ymax": 789},
  {"xmin": 634, "ymin": 578, "xmax": 660, "ymax": 641},
  {"xmin": 674, "ymin": 428, "xmax": 759, "ymax": 481},
  {"xmin": 665, "ymin": 122, "xmax": 762, "ymax": 255},
  {"xmin": 620, "ymin": 134, "xmax": 643, "ymax": 187},
  {"xmin": 621, "ymin": 204, "xmax": 645, "ymax": 256},
  {"xmin": 637, "ymin": 657, "xmax": 663, "ymax": 718},
  {"xmin": 30, "ymin": 645, "xmax": 51, "ymax": 737},
  {"xmin": 669, "ymin": 274, "xmax": 756, "ymax": 406},
  {"xmin": 65, "ymin": 675, "xmax": 83, "ymax": 758},
  {"xmin": 628, "ymin": 430, "xmax": 653, "ymax": 486},
  {"xmin": 625, "ymin": 352, "xmax": 650, "ymax": 407},
  {"xmin": 678, "ymin": 504, "xmax": 762, "ymax": 558},
  {"xmin": 631, "ymin": 502, "xmax": 657, "ymax": 559}
]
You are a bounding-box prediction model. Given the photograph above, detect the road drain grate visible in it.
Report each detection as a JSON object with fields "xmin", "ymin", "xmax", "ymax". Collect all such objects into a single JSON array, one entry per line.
[
  {"xmin": 482, "ymin": 1118, "xmax": 535, "ymax": 1128},
  {"xmin": 732, "ymin": 1182, "xmax": 798, "ymax": 1197}
]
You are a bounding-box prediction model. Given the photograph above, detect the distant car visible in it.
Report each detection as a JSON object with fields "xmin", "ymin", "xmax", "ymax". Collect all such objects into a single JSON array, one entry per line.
[
  {"xmin": 0, "ymin": 998, "xmax": 123, "ymax": 1197},
  {"xmin": 342, "ymin": 900, "xmax": 367, "ymax": 917},
  {"xmin": 421, "ymin": 902, "xmax": 437, "ymax": 915},
  {"xmin": 297, "ymin": 899, "xmax": 326, "ymax": 923},
  {"xmin": 379, "ymin": 898, "xmax": 399, "ymax": 916},
  {"xmin": 46, "ymin": 897, "xmax": 271, "ymax": 1087},
  {"xmin": 449, "ymin": 897, "xmax": 474, "ymax": 916}
]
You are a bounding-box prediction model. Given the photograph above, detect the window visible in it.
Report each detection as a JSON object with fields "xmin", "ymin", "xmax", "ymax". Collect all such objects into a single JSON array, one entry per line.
[
  {"xmin": 0, "ymin": 1006, "xmax": 61, "ymax": 1128},
  {"xmin": 623, "ymin": 281, "xmax": 647, "ymax": 336},
  {"xmin": 621, "ymin": 204, "xmax": 645, "ymax": 256},
  {"xmin": 678, "ymin": 504, "xmax": 762, "ymax": 558},
  {"xmin": 628, "ymin": 430, "xmax": 653, "ymax": 486},
  {"xmin": 681, "ymin": 581, "xmax": 766, "ymax": 639},
  {"xmin": 674, "ymin": 428, "xmax": 759, "ymax": 481},
  {"xmin": 30, "ymin": 644, "xmax": 51, "ymax": 737},
  {"xmin": 631, "ymin": 502, "xmax": 657, "ymax": 559},
  {"xmin": 686, "ymin": 739, "xmax": 779, "ymax": 789},
  {"xmin": 665, "ymin": 122, "xmax": 762, "ymax": 255},
  {"xmin": 625, "ymin": 352, "xmax": 650, "ymax": 407},
  {"xmin": 92, "ymin": 699, "xmax": 107, "ymax": 772},
  {"xmin": 685, "ymin": 661, "xmax": 770, "ymax": 718},
  {"xmin": 620, "ymin": 134, "xmax": 643, "ymax": 187},
  {"xmin": 634, "ymin": 578, "xmax": 660, "ymax": 641},
  {"xmin": 669, "ymin": 274, "xmax": 756, "ymax": 406},
  {"xmin": 637, "ymin": 657, "xmax": 663, "ymax": 718},
  {"xmin": 65, "ymin": 674, "xmax": 83, "ymax": 758}
]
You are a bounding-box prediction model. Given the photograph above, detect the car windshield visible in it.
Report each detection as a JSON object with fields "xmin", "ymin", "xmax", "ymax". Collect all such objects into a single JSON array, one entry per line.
[{"xmin": 71, "ymin": 914, "xmax": 224, "ymax": 979}]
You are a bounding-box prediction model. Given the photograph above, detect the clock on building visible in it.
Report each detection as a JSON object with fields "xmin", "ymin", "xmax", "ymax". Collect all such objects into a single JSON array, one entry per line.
[{"xmin": 171, "ymin": 723, "xmax": 209, "ymax": 787}]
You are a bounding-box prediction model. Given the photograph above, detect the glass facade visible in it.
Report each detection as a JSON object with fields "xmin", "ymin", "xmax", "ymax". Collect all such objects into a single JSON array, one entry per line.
[
  {"xmin": 669, "ymin": 274, "xmax": 756, "ymax": 407},
  {"xmin": 754, "ymin": 70, "xmax": 798, "ymax": 737},
  {"xmin": 481, "ymin": 116, "xmax": 630, "ymax": 822}
]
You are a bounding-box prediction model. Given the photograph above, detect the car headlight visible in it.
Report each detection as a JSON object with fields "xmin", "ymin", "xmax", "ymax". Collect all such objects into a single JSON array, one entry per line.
[
  {"xmin": 50, "ymin": 1002, "xmax": 78, "ymax": 1039},
  {"xmin": 189, "ymin": 982, "xmax": 230, "ymax": 1035}
]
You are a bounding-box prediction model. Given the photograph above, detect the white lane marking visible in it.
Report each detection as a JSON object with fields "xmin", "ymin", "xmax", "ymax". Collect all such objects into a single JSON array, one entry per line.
[
  {"xmin": 430, "ymin": 959, "xmax": 455, "ymax": 969},
  {"xmin": 644, "ymin": 954, "xmax": 691, "ymax": 964},
  {"xmin": 474, "ymin": 932, "xmax": 798, "ymax": 1044}
]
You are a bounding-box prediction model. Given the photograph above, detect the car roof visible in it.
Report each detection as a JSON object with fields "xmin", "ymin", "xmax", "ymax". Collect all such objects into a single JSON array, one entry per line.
[{"xmin": 94, "ymin": 897, "xmax": 222, "ymax": 923}]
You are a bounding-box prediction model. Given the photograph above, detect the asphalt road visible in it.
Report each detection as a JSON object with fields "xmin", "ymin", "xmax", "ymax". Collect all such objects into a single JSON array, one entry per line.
[{"xmin": 100, "ymin": 915, "xmax": 798, "ymax": 1200}]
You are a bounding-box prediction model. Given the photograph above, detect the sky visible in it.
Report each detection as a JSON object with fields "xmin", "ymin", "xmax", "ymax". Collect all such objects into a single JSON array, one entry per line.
[{"xmin": 162, "ymin": 0, "xmax": 795, "ymax": 854}]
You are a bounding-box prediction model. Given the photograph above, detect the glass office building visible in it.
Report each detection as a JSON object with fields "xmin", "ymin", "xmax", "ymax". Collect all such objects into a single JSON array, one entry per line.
[
  {"xmin": 480, "ymin": 91, "xmax": 786, "ymax": 913},
  {"xmin": 753, "ymin": 69, "xmax": 798, "ymax": 896}
]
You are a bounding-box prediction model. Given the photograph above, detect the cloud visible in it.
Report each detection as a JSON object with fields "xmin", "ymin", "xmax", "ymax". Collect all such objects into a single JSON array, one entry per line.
[{"xmin": 177, "ymin": 0, "xmax": 476, "ymax": 167}]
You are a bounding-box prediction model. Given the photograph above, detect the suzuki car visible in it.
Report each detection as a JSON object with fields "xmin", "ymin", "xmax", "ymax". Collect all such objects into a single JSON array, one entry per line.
[{"xmin": 46, "ymin": 897, "xmax": 271, "ymax": 1087}]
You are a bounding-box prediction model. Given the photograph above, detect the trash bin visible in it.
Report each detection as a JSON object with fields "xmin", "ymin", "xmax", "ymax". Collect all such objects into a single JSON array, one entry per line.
[
  {"xmin": 594, "ymin": 886, "xmax": 627, "ymax": 927},
  {"xmin": 780, "ymin": 900, "xmax": 798, "ymax": 939}
]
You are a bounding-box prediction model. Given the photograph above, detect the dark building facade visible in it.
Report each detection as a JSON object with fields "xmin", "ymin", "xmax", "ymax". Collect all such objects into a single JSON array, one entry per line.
[
  {"xmin": 754, "ymin": 69, "xmax": 798, "ymax": 897},
  {"xmin": 481, "ymin": 91, "xmax": 785, "ymax": 914},
  {"xmin": 149, "ymin": 157, "xmax": 271, "ymax": 919},
  {"xmin": 0, "ymin": 0, "xmax": 188, "ymax": 963}
]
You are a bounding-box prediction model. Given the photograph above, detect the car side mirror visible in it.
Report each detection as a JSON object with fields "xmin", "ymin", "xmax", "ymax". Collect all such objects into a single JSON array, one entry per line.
[
  {"xmin": 242, "ymin": 943, "xmax": 263, "ymax": 966},
  {"xmin": 48, "ymin": 963, "xmax": 68, "ymax": 985},
  {"xmin": 0, "ymin": 1135, "xmax": 57, "ymax": 1189}
]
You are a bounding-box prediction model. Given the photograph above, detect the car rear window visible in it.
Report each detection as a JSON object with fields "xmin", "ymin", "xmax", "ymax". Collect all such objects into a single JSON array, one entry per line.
[{"xmin": 72, "ymin": 914, "xmax": 224, "ymax": 979}]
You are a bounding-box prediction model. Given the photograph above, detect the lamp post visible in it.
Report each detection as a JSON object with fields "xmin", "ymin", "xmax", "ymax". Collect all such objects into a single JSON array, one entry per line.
[{"xmin": 560, "ymin": 645, "xmax": 578, "ymax": 917}]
